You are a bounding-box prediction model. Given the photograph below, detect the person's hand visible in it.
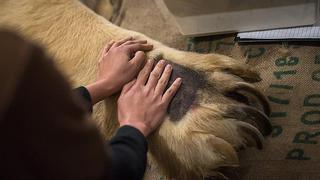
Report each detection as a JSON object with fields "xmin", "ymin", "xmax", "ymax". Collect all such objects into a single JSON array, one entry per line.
[
  {"xmin": 86, "ymin": 37, "xmax": 153, "ymax": 105},
  {"xmin": 117, "ymin": 59, "xmax": 182, "ymax": 137}
]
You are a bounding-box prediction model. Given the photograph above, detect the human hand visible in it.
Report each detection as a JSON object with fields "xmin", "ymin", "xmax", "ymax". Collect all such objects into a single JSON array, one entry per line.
[
  {"xmin": 86, "ymin": 37, "xmax": 153, "ymax": 105},
  {"xmin": 117, "ymin": 59, "xmax": 182, "ymax": 137}
]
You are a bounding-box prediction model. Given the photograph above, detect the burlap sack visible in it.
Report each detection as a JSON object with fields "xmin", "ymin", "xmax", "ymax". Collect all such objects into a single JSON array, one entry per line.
[{"xmin": 191, "ymin": 36, "xmax": 320, "ymax": 179}]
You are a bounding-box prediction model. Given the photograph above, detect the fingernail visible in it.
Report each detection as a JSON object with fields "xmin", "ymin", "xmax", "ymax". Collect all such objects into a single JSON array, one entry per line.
[
  {"xmin": 166, "ymin": 64, "xmax": 172, "ymax": 69},
  {"xmin": 159, "ymin": 60, "xmax": 165, "ymax": 64},
  {"xmin": 177, "ymin": 78, "xmax": 182, "ymax": 83}
]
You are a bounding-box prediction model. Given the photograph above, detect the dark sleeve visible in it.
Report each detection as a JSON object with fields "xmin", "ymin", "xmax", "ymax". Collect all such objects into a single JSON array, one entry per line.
[
  {"xmin": 74, "ymin": 86, "xmax": 148, "ymax": 179},
  {"xmin": 109, "ymin": 125, "xmax": 148, "ymax": 180},
  {"xmin": 73, "ymin": 86, "xmax": 93, "ymax": 113}
]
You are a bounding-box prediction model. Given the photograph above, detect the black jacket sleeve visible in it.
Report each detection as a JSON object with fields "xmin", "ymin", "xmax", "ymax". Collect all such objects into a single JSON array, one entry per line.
[
  {"xmin": 73, "ymin": 86, "xmax": 148, "ymax": 180},
  {"xmin": 109, "ymin": 126, "xmax": 148, "ymax": 180},
  {"xmin": 73, "ymin": 86, "xmax": 93, "ymax": 113}
]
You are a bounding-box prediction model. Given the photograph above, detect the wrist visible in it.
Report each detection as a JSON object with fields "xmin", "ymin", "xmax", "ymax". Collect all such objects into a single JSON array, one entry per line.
[
  {"xmin": 120, "ymin": 121, "xmax": 148, "ymax": 137},
  {"xmin": 85, "ymin": 79, "xmax": 113, "ymax": 105}
]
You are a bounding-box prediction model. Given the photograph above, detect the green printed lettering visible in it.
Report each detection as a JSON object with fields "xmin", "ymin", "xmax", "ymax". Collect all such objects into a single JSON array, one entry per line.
[
  {"xmin": 269, "ymin": 84, "xmax": 293, "ymax": 90},
  {"xmin": 244, "ymin": 47, "xmax": 266, "ymax": 59},
  {"xmin": 270, "ymin": 112, "xmax": 287, "ymax": 118},
  {"xmin": 187, "ymin": 41, "xmax": 193, "ymax": 51},
  {"xmin": 275, "ymin": 57, "xmax": 299, "ymax": 67},
  {"xmin": 286, "ymin": 149, "xmax": 311, "ymax": 160},
  {"xmin": 312, "ymin": 70, "xmax": 320, "ymax": 81},
  {"xmin": 301, "ymin": 111, "xmax": 320, "ymax": 125},
  {"xmin": 268, "ymin": 96, "xmax": 289, "ymax": 104},
  {"xmin": 195, "ymin": 48, "xmax": 206, "ymax": 53},
  {"xmin": 303, "ymin": 94, "xmax": 320, "ymax": 106},
  {"xmin": 275, "ymin": 57, "xmax": 286, "ymax": 66},
  {"xmin": 271, "ymin": 125, "xmax": 283, "ymax": 137},
  {"xmin": 315, "ymin": 55, "xmax": 320, "ymax": 64},
  {"xmin": 293, "ymin": 131, "xmax": 320, "ymax": 144},
  {"xmin": 288, "ymin": 57, "xmax": 299, "ymax": 65},
  {"xmin": 215, "ymin": 41, "xmax": 234, "ymax": 51},
  {"xmin": 273, "ymin": 70, "xmax": 297, "ymax": 79}
]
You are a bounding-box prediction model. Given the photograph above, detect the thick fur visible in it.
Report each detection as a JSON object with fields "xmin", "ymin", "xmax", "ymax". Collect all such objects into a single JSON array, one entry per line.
[{"xmin": 0, "ymin": 1, "xmax": 271, "ymax": 179}]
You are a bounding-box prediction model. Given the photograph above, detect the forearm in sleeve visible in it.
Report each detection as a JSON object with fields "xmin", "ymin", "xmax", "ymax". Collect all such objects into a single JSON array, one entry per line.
[{"xmin": 109, "ymin": 125, "xmax": 148, "ymax": 180}]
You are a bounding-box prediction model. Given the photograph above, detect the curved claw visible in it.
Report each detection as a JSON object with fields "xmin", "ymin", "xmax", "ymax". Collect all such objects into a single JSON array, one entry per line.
[
  {"xmin": 235, "ymin": 121, "xmax": 264, "ymax": 149},
  {"xmin": 225, "ymin": 105, "xmax": 272, "ymax": 136},
  {"xmin": 226, "ymin": 82, "xmax": 271, "ymax": 117},
  {"xmin": 208, "ymin": 136, "xmax": 239, "ymax": 166}
]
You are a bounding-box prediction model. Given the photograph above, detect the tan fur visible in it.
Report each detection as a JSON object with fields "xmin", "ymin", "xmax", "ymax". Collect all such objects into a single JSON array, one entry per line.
[{"xmin": 0, "ymin": 1, "xmax": 270, "ymax": 179}]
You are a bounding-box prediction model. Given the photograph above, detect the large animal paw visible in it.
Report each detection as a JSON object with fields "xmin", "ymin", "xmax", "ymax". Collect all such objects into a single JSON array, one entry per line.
[{"xmin": 146, "ymin": 49, "xmax": 271, "ymax": 180}]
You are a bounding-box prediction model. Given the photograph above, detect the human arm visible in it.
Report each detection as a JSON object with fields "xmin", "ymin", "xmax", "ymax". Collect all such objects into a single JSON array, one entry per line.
[
  {"xmin": 108, "ymin": 59, "xmax": 181, "ymax": 180},
  {"xmin": 108, "ymin": 125, "xmax": 147, "ymax": 180},
  {"xmin": 76, "ymin": 38, "xmax": 181, "ymax": 179},
  {"xmin": 73, "ymin": 87, "xmax": 148, "ymax": 180},
  {"xmin": 74, "ymin": 59, "xmax": 181, "ymax": 179}
]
